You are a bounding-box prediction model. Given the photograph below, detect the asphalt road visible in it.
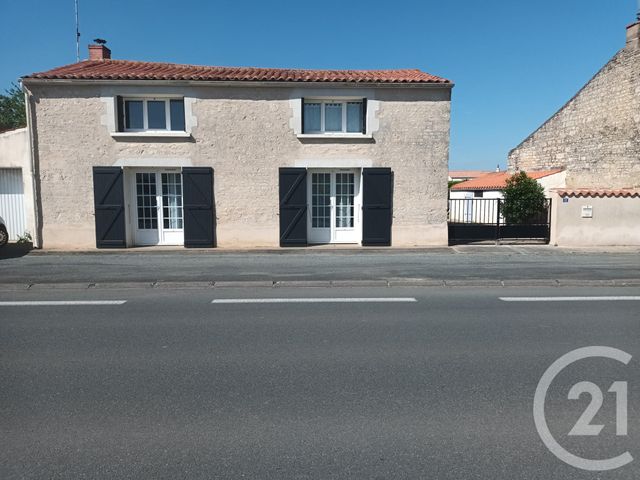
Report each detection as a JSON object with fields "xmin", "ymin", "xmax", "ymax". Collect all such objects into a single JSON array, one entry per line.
[
  {"xmin": 1, "ymin": 286, "xmax": 639, "ymax": 479},
  {"xmin": 1, "ymin": 246, "xmax": 640, "ymax": 284}
]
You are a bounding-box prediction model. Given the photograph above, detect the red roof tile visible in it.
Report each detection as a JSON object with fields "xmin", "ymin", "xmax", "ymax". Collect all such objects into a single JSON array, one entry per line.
[
  {"xmin": 24, "ymin": 60, "xmax": 451, "ymax": 84},
  {"xmin": 451, "ymin": 170, "xmax": 564, "ymax": 191},
  {"xmin": 449, "ymin": 170, "xmax": 492, "ymax": 179},
  {"xmin": 554, "ymin": 189, "xmax": 640, "ymax": 198}
]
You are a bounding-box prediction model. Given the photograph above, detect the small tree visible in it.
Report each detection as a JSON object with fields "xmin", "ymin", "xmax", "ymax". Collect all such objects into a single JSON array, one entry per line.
[
  {"xmin": 0, "ymin": 83, "xmax": 27, "ymax": 131},
  {"xmin": 501, "ymin": 171, "xmax": 546, "ymax": 224}
]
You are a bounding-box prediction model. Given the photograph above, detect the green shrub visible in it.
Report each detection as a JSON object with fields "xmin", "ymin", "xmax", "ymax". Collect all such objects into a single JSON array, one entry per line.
[{"xmin": 501, "ymin": 172, "xmax": 546, "ymax": 224}]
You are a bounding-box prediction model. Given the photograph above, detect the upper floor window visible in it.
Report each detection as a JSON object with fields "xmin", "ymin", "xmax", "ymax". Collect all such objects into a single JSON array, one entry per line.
[
  {"xmin": 303, "ymin": 99, "xmax": 366, "ymax": 134},
  {"xmin": 121, "ymin": 98, "xmax": 185, "ymax": 132}
]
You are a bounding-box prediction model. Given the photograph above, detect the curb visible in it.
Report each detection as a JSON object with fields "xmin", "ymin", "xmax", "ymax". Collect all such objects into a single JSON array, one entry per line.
[
  {"xmin": 2, "ymin": 278, "xmax": 640, "ymax": 290},
  {"xmin": 274, "ymin": 280, "xmax": 332, "ymax": 288},
  {"xmin": 153, "ymin": 281, "xmax": 214, "ymax": 289},
  {"xmin": 387, "ymin": 279, "xmax": 445, "ymax": 287},
  {"xmin": 444, "ymin": 279, "xmax": 504, "ymax": 287},
  {"xmin": 500, "ymin": 279, "xmax": 559, "ymax": 287},
  {"xmin": 555, "ymin": 279, "xmax": 617, "ymax": 287},
  {"xmin": 330, "ymin": 280, "xmax": 389, "ymax": 287},
  {"xmin": 214, "ymin": 280, "xmax": 275, "ymax": 288}
]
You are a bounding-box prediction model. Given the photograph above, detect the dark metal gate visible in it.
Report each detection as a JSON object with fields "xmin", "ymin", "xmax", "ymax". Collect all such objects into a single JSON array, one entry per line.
[{"xmin": 447, "ymin": 198, "xmax": 551, "ymax": 245}]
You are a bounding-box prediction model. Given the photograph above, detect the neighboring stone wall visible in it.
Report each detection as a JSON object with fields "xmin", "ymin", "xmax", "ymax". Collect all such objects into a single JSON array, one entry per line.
[
  {"xmin": 508, "ymin": 44, "xmax": 640, "ymax": 189},
  {"xmin": 26, "ymin": 83, "xmax": 451, "ymax": 248},
  {"xmin": 0, "ymin": 127, "xmax": 37, "ymax": 243},
  {"xmin": 550, "ymin": 193, "xmax": 640, "ymax": 246}
]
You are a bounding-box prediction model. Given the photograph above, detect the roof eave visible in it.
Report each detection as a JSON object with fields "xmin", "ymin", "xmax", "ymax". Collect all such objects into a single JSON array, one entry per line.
[
  {"xmin": 451, "ymin": 187, "xmax": 502, "ymax": 192},
  {"xmin": 21, "ymin": 77, "xmax": 454, "ymax": 89}
]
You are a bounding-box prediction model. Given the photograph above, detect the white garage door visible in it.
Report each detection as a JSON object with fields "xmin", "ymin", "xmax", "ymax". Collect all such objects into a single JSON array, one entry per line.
[{"xmin": 0, "ymin": 168, "xmax": 26, "ymax": 241}]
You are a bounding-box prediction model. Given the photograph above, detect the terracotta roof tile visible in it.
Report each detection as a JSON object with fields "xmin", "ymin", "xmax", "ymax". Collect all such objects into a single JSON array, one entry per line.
[
  {"xmin": 554, "ymin": 189, "xmax": 640, "ymax": 198},
  {"xmin": 24, "ymin": 60, "xmax": 452, "ymax": 84},
  {"xmin": 448, "ymin": 170, "xmax": 492, "ymax": 179},
  {"xmin": 451, "ymin": 170, "xmax": 564, "ymax": 191}
]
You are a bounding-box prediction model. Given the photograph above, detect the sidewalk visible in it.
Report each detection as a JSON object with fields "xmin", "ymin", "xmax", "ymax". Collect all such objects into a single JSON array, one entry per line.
[
  {"xmin": 1, "ymin": 244, "xmax": 639, "ymax": 288},
  {"xmin": 12, "ymin": 244, "xmax": 640, "ymax": 255}
]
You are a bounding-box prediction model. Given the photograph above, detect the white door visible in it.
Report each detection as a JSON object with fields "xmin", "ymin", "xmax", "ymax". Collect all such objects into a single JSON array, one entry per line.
[
  {"xmin": 308, "ymin": 171, "xmax": 332, "ymax": 244},
  {"xmin": 159, "ymin": 172, "xmax": 184, "ymax": 245},
  {"xmin": 0, "ymin": 168, "xmax": 26, "ymax": 241},
  {"xmin": 131, "ymin": 170, "xmax": 184, "ymax": 246},
  {"xmin": 308, "ymin": 169, "xmax": 361, "ymax": 244},
  {"xmin": 463, "ymin": 192, "xmax": 473, "ymax": 223}
]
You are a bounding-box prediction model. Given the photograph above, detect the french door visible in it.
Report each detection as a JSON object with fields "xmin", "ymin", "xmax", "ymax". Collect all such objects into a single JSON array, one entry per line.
[
  {"xmin": 308, "ymin": 169, "xmax": 361, "ymax": 244},
  {"xmin": 131, "ymin": 170, "xmax": 184, "ymax": 246}
]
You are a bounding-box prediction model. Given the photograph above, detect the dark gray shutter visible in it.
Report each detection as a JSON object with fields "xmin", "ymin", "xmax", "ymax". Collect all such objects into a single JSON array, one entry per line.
[
  {"xmin": 362, "ymin": 168, "xmax": 392, "ymax": 246},
  {"xmin": 361, "ymin": 98, "xmax": 367, "ymax": 134},
  {"xmin": 92, "ymin": 167, "xmax": 126, "ymax": 248},
  {"xmin": 183, "ymin": 167, "xmax": 215, "ymax": 248},
  {"xmin": 116, "ymin": 96, "xmax": 125, "ymax": 132},
  {"xmin": 300, "ymin": 97, "xmax": 305, "ymax": 134},
  {"xmin": 279, "ymin": 168, "xmax": 307, "ymax": 246}
]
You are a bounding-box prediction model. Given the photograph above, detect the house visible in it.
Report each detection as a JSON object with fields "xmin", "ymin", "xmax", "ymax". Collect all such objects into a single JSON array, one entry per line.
[
  {"xmin": 449, "ymin": 169, "xmax": 565, "ymax": 200},
  {"xmin": 21, "ymin": 44, "xmax": 453, "ymax": 249},
  {"xmin": 448, "ymin": 170, "xmax": 492, "ymax": 183},
  {"xmin": 508, "ymin": 19, "xmax": 640, "ymax": 246},
  {"xmin": 0, "ymin": 127, "xmax": 36, "ymax": 242},
  {"xmin": 448, "ymin": 170, "xmax": 564, "ymax": 224}
]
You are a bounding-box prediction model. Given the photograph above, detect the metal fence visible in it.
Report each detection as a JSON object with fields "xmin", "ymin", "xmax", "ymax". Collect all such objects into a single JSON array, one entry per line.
[
  {"xmin": 448, "ymin": 198, "xmax": 551, "ymax": 244},
  {"xmin": 448, "ymin": 198, "xmax": 503, "ymax": 224}
]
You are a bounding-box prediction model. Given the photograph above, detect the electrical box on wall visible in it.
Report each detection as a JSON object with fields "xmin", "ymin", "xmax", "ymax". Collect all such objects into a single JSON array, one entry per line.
[{"xmin": 581, "ymin": 205, "xmax": 593, "ymax": 218}]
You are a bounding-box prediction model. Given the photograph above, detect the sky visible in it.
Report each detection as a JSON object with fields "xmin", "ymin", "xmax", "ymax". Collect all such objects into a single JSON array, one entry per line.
[{"xmin": 0, "ymin": 0, "xmax": 637, "ymax": 170}]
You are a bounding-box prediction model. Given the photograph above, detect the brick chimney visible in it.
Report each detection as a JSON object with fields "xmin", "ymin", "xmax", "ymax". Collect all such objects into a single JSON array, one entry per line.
[
  {"xmin": 627, "ymin": 21, "xmax": 640, "ymax": 50},
  {"xmin": 88, "ymin": 44, "xmax": 111, "ymax": 60}
]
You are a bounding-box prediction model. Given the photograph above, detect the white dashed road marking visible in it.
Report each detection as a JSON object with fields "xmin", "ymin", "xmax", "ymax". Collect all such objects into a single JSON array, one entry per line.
[
  {"xmin": 500, "ymin": 296, "xmax": 640, "ymax": 302},
  {"xmin": 0, "ymin": 300, "xmax": 127, "ymax": 306},
  {"xmin": 212, "ymin": 298, "xmax": 417, "ymax": 304}
]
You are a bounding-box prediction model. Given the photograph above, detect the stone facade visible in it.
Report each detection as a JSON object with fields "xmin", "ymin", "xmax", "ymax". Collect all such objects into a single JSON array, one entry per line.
[
  {"xmin": 508, "ymin": 22, "xmax": 640, "ymax": 189},
  {"xmin": 24, "ymin": 82, "xmax": 451, "ymax": 249}
]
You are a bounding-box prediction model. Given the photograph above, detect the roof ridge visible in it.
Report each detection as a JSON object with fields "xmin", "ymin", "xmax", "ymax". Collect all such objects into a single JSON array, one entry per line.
[
  {"xmin": 35, "ymin": 59, "xmax": 429, "ymax": 74},
  {"xmin": 24, "ymin": 60, "xmax": 452, "ymax": 84}
]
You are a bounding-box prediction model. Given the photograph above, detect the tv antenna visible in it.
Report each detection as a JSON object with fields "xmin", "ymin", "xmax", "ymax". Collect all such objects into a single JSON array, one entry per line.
[{"xmin": 75, "ymin": 0, "xmax": 80, "ymax": 61}]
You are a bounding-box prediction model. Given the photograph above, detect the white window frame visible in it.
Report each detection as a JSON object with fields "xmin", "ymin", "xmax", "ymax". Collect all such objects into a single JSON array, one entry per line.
[
  {"xmin": 303, "ymin": 99, "xmax": 364, "ymax": 135},
  {"xmin": 123, "ymin": 97, "xmax": 184, "ymax": 132}
]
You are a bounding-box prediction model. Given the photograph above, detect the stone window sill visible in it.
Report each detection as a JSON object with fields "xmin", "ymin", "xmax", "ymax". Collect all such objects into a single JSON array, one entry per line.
[
  {"xmin": 111, "ymin": 131, "xmax": 192, "ymax": 139},
  {"xmin": 297, "ymin": 133, "xmax": 373, "ymax": 140}
]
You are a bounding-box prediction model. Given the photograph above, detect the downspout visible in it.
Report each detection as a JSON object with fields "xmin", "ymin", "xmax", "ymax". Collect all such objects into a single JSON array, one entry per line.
[{"xmin": 22, "ymin": 82, "xmax": 42, "ymax": 248}]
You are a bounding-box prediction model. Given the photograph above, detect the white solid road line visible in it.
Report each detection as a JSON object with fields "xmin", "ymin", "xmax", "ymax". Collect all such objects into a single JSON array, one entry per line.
[
  {"xmin": 500, "ymin": 296, "xmax": 640, "ymax": 302},
  {"xmin": 0, "ymin": 300, "xmax": 127, "ymax": 306},
  {"xmin": 212, "ymin": 297, "xmax": 418, "ymax": 304}
]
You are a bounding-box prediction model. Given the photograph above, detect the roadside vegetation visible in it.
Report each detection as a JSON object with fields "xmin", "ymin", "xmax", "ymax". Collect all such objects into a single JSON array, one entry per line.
[
  {"xmin": 0, "ymin": 83, "xmax": 26, "ymax": 131},
  {"xmin": 501, "ymin": 171, "xmax": 547, "ymax": 224}
]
